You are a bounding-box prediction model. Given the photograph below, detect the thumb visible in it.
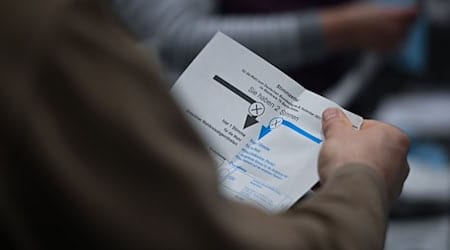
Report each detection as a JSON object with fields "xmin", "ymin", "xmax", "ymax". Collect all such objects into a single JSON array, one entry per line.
[{"xmin": 322, "ymin": 108, "xmax": 352, "ymax": 139}]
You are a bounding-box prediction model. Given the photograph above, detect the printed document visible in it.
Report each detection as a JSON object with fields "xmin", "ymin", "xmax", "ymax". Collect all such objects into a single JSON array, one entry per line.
[{"xmin": 171, "ymin": 33, "xmax": 363, "ymax": 213}]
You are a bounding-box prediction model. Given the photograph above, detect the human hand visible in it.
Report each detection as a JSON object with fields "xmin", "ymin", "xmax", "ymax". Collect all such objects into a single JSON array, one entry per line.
[
  {"xmin": 322, "ymin": 3, "xmax": 419, "ymax": 52},
  {"xmin": 318, "ymin": 108, "xmax": 410, "ymax": 202}
]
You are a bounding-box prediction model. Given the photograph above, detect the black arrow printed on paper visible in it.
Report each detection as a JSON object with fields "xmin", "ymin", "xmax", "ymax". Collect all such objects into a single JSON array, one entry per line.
[
  {"xmin": 213, "ymin": 75, "xmax": 256, "ymax": 104},
  {"xmin": 213, "ymin": 75, "xmax": 261, "ymax": 129}
]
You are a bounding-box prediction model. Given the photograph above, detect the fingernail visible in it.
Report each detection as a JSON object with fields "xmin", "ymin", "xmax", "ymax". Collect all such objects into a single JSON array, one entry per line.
[{"xmin": 323, "ymin": 108, "xmax": 341, "ymax": 122}]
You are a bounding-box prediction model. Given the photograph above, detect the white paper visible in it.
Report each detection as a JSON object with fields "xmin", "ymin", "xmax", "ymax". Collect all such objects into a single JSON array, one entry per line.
[{"xmin": 171, "ymin": 32, "xmax": 363, "ymax": 213}]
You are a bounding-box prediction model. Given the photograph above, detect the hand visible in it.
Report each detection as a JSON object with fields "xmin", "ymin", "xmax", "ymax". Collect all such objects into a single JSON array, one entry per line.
[
  {"xmin": 322, "ymin": 3, "xmax": 419, "ymax": 52},
  {"xmin": 318, "ymin": 108, "xmax": 410, "ymax": 201}
]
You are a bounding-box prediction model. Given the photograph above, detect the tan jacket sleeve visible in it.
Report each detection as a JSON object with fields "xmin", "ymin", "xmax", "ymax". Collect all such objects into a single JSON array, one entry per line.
[{"xmin": 0, "ymin": 0, "xmax": 389, "ymax": 249}]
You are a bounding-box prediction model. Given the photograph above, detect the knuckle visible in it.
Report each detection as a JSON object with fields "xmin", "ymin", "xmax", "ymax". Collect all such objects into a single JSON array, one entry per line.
[
  {"xmin": 392, "ymin": 127, "xmax": 410, "ymax": 148},
  {"xmin": 398, "ymin": 132, "xmax": 411, "ymax": 148},
  {"xmin": 380, "ymin": 123, "xmax": 410, "ymax": 147},
  {"xmin": 378, "ymin": 124, "xmax": 395, "ymax": 137}
]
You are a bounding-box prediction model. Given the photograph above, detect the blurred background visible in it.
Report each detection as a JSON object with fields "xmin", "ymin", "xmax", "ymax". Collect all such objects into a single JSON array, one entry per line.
[{"xmin": 110, "ymin": 0, "xmax": 449, "ymax": 249}]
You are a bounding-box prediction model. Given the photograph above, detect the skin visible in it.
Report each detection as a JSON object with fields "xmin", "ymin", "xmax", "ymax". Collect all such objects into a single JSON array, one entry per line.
[
  {"xmin": 319, "ymin": 108, "xmax": 411, "ymax": 203},
  {"xmin": 322, "ymin": 3, "xmax": 419, "ymax": 53}
]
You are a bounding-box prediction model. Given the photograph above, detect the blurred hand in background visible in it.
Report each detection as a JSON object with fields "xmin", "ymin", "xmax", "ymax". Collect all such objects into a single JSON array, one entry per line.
[{"xmin": 322, "ymin": 3, "xmax": 419, "ymax": 52}]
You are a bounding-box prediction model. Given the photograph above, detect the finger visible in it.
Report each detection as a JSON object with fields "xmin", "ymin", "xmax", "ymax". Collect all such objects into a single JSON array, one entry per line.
[
  {"xmin": 394, "ymin": 161, "xmax": 410, "ymax": 200},
  {"xmin": 403, "ymin": 161, "xmax": 410, "ymax": 180},
  {"xmin": 322, "ymin": 108, "xmax": 352, "ymax": 139},
  {"xmin": 361, "ymin": 119, "xmax": 383, "ymax": 129}
]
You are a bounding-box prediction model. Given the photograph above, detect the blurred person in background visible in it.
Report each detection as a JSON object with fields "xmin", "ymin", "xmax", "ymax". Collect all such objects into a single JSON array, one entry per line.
[{"xmin": 110, "ymin": 0, "xmax": 418, "ymax": 93}]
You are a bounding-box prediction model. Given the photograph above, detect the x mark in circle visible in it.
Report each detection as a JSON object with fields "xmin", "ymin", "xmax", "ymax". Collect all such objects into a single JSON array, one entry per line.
[
  {"xmin": 269, "ymin": 117, "xmax": 283, "ymax": 129},
  {"xmin": 248, "ymin": 102, "xmax": 265, "ymax": 117}
]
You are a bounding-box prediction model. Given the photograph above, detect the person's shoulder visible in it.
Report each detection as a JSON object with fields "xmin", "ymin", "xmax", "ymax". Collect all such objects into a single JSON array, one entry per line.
[{"xmin": 0, "ymin": 0, "xmax": 99, "ymax": 54}]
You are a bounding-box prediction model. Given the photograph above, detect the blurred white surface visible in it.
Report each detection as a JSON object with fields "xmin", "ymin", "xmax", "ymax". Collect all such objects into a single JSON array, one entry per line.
[
  {"xmin": 374, "ymin": 91, "xmax": 450, "ymax": 137},
  {"xmin": 402, "ymin": 158, "xmax": 450, "ymax": 202},
  {"xmin": 386, "ymin": 216, "xmax": 450, "ymax": 250},
  {"xmin": 375, "ymin": 90, "xmax": 449, "ymax": 250}
]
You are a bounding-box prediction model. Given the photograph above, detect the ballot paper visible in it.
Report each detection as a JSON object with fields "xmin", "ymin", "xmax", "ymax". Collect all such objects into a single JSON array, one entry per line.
[{"xmin": 171, "ymin": 33, "xmax": 363, "ymax": 213}]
